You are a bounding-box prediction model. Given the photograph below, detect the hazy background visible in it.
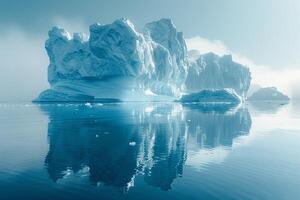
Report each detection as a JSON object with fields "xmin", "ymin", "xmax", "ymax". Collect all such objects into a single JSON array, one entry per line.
[{"xmin": 0, "ymin": 0, "xmax": 299, "ymax": 101}]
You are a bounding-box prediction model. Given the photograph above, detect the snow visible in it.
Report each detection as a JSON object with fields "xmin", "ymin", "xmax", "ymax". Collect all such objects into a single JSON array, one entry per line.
[{"xmin": 185, "ymin": 52, "xmax": 251, "ymax": 99}]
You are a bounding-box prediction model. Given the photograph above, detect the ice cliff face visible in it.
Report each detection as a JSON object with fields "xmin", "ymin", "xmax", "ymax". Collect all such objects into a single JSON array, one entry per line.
[
  {"xmin": 144, "ymin": 19, "xmax": 188, "ymax": 94},
  {"xmin": 46, "ymin": 19, "xmax": 150, "ymax": 83},
  {"xmin": 35, "ymin": 18, "xmax": 251, "ymax": 102},
  {"xmin": 185, "ymin": 52, "xmax": 251, "ymax": 98}
]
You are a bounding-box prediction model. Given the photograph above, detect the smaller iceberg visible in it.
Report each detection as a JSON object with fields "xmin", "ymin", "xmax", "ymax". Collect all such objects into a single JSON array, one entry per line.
[
  {"xmin": 247, "ymin": 87, "xmax": 289, "ymax": 101},
  {"xmin": 179, "ymin": 89, "xmax": 241, "ymax": 103},
  {"xmin": 185, "ymin": 52, "xmax": 251, "ymax": 99},
  {"xmin": 34, "ymin": 18, "xmax": 189, "ymax": 102}
]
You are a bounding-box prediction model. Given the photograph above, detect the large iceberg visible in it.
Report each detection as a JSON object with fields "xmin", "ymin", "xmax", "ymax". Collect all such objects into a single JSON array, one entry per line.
[
  {"xmin": 35, "ymin": 18, "xmax": 188, "ymax": 102},
  {"xmin": 35, "ymin": 18, "xmax": 251, "ymax": 102},
  {"xmin": 185, "ymin": 51, "xmax": 251, "ymax": 98}
]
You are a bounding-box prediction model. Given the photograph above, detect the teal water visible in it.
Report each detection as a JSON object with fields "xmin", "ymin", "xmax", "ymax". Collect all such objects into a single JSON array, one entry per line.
[{"xmin": 0, "ymin": 102, "xmax": 299, "ymax": 200}]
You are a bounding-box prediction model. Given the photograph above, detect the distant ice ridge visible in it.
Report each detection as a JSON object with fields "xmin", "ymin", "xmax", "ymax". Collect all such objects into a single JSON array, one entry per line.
[
  {"xmin": 185, "ymin": 51, "xmax": 251, "ymax": 99},
  {"xmin": 35, "ymin": 18, "xmax": 251, "ymax": 102},
  {"xmin": 247, "ymin": 87, "xmax": 289, "ymax": 101}
]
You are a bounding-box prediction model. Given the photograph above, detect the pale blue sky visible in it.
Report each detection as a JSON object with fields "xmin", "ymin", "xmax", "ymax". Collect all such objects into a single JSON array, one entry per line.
[
  {"xmin": 0, "ymin": 0, "xmax": 299, "ymax": 100},
  {"xmin": 1, "ymin": 0, "xmax": 299, "ymax": 67}
]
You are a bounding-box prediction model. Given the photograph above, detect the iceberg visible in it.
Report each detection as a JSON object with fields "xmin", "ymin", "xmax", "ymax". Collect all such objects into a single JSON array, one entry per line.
[
  {"xmin": 247, "ymin": 87, "xmax": 289, "ymax": 101},
  {"xmin": 35, "ymin": 18, "xmax": 188, "ymax": 102},
  {"xmin": 179, "ymin": 89, "xmax": 241, "ymax": 103},
  {"xmin": 185, "ymin": 52, "xmax": 251, "ymax": 98},
  {"xmin": 34, "ymin": 18, "xmax": 251, "ymax": 102}
]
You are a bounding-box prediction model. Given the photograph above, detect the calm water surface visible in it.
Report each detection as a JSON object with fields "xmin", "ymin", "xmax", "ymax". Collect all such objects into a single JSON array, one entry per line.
[{"xmin": 0, "ymin": 102, "xmax": 299, "ymax": 200}]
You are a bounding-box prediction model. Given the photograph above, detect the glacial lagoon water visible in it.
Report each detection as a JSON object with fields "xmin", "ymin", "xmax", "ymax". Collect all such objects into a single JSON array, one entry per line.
[{"xmin": 0, "ymin": 101, "xmax": 299, "ymax": 200}]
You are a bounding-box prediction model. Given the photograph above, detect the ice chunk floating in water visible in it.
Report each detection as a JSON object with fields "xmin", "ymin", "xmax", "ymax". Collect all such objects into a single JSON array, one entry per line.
[
  {"xmin": 247, "ymin": 87, "xmax": 289, "ymax": 101},
  {"xmin": 179, "ymin": 89, "xmax": 241, "ymax": 103}
]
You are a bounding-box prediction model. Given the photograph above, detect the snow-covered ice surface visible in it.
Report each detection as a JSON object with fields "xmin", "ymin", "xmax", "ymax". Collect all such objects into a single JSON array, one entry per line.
[
  {"xmin": 247, "ymin": 87, "xmax": 289, "ymax": 101},
  {"xmin": 35, "ymin": 18, "xmax": 251, "ymax": 102}
]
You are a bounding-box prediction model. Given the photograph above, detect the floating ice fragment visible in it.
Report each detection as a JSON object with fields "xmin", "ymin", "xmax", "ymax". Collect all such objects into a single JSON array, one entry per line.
[
  {"xmin": 85, "ymin": 102, "xmax": 92, "ymax": 107},
  {"xmin": 129, "ymin": 142, "xmax": 136, "ymax": 146}
]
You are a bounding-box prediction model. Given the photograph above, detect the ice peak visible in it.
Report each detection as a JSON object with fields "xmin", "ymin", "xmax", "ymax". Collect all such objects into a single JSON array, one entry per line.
[
  {"xmin": 89, "ymin": 23, "xmax": 102, "ymax": 31},
  {"xmin": 220, "ymin": 54, "xmax": 233, "ymax": 62},
  {"xmin": 144, "ymin": 18, "xmax": 177, "ymax": 38},
  {"xmin": 148, "ymin": 18, "xmax": 176, "ymax": 29},
  {"xmin": 48, "ymin": 26, "xmax": 71, "ymax": 41},
  {"xmin": 89, "ymin": 18, "xmax": 137, "ymax": 34},
  {"xmin": 114, "ymin": 18, "xmax": 135, "ymax": 28}
]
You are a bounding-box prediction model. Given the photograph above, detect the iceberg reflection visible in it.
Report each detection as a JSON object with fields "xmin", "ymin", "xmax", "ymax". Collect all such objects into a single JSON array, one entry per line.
[
  {"xmin": 39, "ymin": 102, "xmax": 251, "ymax": 191},
  {"xmin": 247, "ymin": 101, "xmax": 289, "ymax": 114}
]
